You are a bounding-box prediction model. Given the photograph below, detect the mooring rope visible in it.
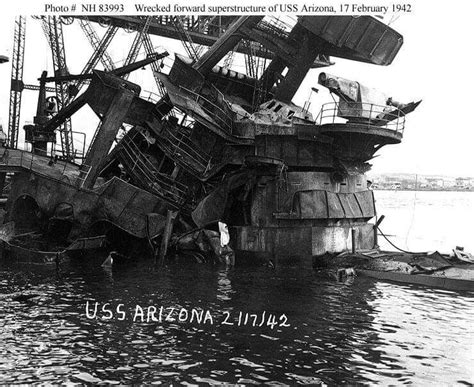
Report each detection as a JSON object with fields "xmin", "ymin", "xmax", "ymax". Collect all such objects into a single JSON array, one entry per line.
[{"xmin": 377, "ymin": 226, "xmax": 427, "ymax": 255}]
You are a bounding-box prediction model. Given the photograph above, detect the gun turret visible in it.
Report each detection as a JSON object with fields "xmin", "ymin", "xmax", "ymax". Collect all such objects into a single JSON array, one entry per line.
[{"xmin": 318, "ymin": 72, "xmax": 421, "ymax": 124}]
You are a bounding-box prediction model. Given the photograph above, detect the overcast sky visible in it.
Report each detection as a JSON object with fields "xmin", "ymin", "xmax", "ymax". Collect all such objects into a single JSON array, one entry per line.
[{"xmin": 0, "ymin": 0, "xmax": 473, "ymax": 178}]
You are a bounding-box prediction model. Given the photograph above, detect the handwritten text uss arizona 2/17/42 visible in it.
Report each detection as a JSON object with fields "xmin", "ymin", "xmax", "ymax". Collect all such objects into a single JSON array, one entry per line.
[{"xmin": 85, "ymin": 302, "xmax": 291, "ymax": 329}]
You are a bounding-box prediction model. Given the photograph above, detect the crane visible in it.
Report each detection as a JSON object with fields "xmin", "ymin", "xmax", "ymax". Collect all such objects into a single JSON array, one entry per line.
[
  {"xmin": 172, "ymin": 16, "xmax": 202, "ymax": 62},
  {"xmin": 41, "ymin": 16, "xmax": 74, "ymax": 159},
  {"xmin": 74, "ymin": 20, "xmax": 118, "ymax": 96},
  {"xmin": 7, "ymin": 16, "xmax": 26, "ymax": 149},
  {"xmin": 79, "ymin": 19, "xmax": 117, "ymax": 72},
  {"xmin": 122, "ymin": 16, "xmax": 152, "ymax": 80},
  {"xmin": 143, "ymin": 33, "xmax": 167, "ymax": 97}
]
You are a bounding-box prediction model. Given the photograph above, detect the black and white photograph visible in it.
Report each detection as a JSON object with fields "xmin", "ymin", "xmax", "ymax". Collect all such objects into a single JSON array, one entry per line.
[{"xmin": 0, "ymin": 0, "xmax": 473, "ymax": 384}]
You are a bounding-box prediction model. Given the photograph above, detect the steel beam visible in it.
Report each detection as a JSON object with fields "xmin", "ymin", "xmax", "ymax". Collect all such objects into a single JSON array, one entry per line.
[
  {"xmin": 193, "ymin": 16, "xmax": 264, "ymax": 75},
  {"xmin": 7, "ymin": 16, "xmax": 26, "ymax": 149},
  {"xmin": 41, "ymin": 16, "xmax": 74, "ymax": 158},
  {"xmin": 81, "ymin": 90, "xmax": 135, "ymax": 189}
]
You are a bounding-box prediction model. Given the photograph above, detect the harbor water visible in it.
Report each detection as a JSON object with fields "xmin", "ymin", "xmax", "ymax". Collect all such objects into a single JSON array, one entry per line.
[{"xmin": 1, "ymin": 190, "xmax": 473, "ymax": 385}]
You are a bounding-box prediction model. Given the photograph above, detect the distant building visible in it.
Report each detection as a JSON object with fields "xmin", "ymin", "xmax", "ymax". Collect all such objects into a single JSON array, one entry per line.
[
  {"xmin": 455, "ymin": 177, "xmax": 470, "ymax": 189},
  {"xmin": 426, "ymin": 178, "xmax": 444, "ymax": 189},
  {"xmin": 370, "ymin": 174, "xmax": 472, "ymax": 191}
]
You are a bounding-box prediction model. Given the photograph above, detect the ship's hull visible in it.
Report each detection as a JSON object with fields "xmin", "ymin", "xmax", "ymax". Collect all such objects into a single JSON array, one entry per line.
[{"xmin": 232, "ymin": 223, "xmax": 375, "ymax": 267}]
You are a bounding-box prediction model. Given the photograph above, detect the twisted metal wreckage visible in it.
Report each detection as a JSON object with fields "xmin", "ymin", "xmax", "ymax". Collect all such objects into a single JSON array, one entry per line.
[{"xmin": 0, "ymin": 15, "xmax": 422, "ymax": 267}]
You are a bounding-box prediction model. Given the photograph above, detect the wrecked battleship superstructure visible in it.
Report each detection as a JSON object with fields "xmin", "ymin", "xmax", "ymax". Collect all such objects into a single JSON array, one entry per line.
[{"xmin": 1, "ymin": 16, "xmax": 420, "ymax": 266}]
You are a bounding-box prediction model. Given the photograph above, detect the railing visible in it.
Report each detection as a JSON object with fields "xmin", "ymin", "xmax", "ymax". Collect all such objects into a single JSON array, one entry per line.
[
  {"xmin": 76, "ymin": 164, "xmax": 91, "ymax": 188},
  {"xmin": 140, "ymin": 16, "xmax": 229, "ymax": 37},
  {"xmin": 141, "ymin": 89, "xmax": 179, "ymax": 120},
  {"xmin": 21, "ymin": 121, "xmax": 87, "ymax": 164},
  {"xmin": 256, "ymin": 17, "xmax": 292, "ymax": 40},
  {"xmin": 158, "ymin": 122, "xmax": 212, "ymax": 176},
  {"xmin": 140, "ymin": 56, "xmax": 235, "ymax": 133},
  {"xmin": 0, "ymin": 147, "xmax": 76, "ymax": 184},
  {"xmin": 315, "ymin": 102, "xmax": 406, "ymax": 134},
  {"xmin": 132, "ymin": 91, "xmax": 215, "ymax": 178},
  {"xmin": 117, "ymin": 136, "xmax": 188, "ymax": 205},
  {"xmin": 53, "ymin": 131, "xmax": 87, "ymax": 163},
  {"xmin": 179, "ymin": 85, "xmax": 234, "ymax": 133},
  {"xmin": 141, "ymin": 90, "xmax": 163, "ymax": 104}
]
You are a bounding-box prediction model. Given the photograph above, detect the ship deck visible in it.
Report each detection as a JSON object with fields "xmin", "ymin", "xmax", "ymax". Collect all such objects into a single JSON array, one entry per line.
[{"xmin": 0, "ymin": 148, "xmax": 81, "ymax": 185}]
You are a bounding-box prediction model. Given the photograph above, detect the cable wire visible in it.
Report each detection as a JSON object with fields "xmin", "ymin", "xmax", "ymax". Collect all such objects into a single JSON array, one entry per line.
[{"xmin": 377, "ymin": 226, "xmax": 427, "ymax": 255}]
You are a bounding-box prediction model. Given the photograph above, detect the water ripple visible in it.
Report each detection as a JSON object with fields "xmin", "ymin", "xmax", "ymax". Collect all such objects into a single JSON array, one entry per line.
[{"xmin": 0, "ymin": 259, "xmax": 473, "ymax": 384}]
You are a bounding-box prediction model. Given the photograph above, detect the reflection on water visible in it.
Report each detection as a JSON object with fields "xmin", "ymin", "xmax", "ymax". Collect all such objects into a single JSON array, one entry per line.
[
  {"xmin": 1, "ymin": 259, "xmax": 473, "ymax": 385},
  {"xmin": 1, "ymin": 190, "xmax": 473, "ymax": 384}
]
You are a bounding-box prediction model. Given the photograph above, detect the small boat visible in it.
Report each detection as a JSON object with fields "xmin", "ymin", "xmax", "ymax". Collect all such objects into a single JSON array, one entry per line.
[
  {"xmin": 358, "ymin": 268, "xmax": 474, "ymax": 292},
  {"xmin": 318, "ymin": 249, "xmax": 474, "ymax": 292}
]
